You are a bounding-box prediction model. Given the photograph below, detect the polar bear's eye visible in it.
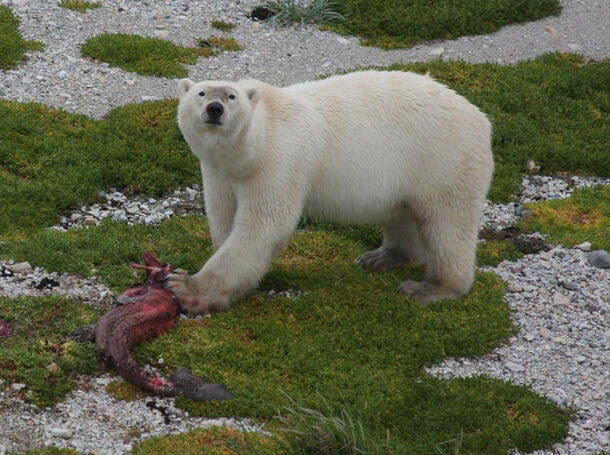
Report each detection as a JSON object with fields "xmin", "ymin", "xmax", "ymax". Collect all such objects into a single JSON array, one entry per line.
[
  {"xmin": 228, "ymin": 94, "xmax": 236, "ymax": 100},
  {"xmin": 198, "ymin": 91, "xmax": 205, "ymax": 97}
]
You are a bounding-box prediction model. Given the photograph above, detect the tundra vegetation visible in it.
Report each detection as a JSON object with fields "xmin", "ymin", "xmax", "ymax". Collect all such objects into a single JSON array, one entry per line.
[
  {"xmin": 0, "ymin": 5, "xmax": 43, "ymax": 70},
  {"xmin": 81, "ymin": 34, "xmax": 242, "ymax": 78},
  {"xmin": 1, "ymin": 3, "xmax": 608, "ymax": 453},
  {"xmin": 58, "ymin": 0, "xmax": 101, "ymax": 14}
]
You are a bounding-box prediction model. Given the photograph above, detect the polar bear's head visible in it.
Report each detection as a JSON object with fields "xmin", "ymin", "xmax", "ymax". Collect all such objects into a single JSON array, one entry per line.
[{"xmin": 177, "ymin": 79, "xmax": 259, "ymax": 138}]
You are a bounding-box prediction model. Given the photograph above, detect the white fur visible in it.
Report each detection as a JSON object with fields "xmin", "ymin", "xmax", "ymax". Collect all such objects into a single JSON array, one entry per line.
[{"xmin": 169, "ymin": 71, "xmax": 493, "ymax": 313}]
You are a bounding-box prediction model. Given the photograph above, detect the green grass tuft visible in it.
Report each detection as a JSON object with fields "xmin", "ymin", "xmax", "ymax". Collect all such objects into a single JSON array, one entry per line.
[
  {"xmin": 327, "ymin": 0, "xmax": 561, "ymax": 49},
  {"xmin": 0, "ymin": 5, "xmax": 44, "ymax": 70},
  {"xmin": 211, "ymin": 20, "xmax": 236, "ymax": 32},
  {"xmin": 518, "ymin": 185, "xmax": 610, "ymax": 250},
  {"xmin": 59, "ymin": 0, "xmax": 101, "ymax": 13},
  {"xmin": 262, "ymin": 0, "xmax": 346, "ymax": 25}
]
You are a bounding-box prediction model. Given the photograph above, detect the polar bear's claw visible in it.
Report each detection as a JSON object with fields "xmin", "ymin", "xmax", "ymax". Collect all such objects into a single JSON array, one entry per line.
[
  {"xmin": 166, "ymin": 269, "xmax": 208, "ymax": 314},
  {"xmin": 355, "ymin": 247, "xmax": 408, "ymax": 272}
]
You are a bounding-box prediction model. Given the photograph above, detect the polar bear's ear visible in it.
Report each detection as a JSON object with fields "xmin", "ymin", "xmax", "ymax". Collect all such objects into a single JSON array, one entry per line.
[
  {"xmin": 177, "ymin": 79, "xmax": 194, "ymax": 99},
  {"xmin": 246, "ymin": 88, "xmax": 259, "ymax": 105}
]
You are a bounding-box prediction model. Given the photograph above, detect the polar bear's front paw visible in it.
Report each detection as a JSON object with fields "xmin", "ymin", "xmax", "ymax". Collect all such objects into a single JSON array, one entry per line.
[
  {"xmin": 355, "ymin": 247, "xmax": 407, "ymax": 272},
  {"xmin": 166, "ymin": 269, "xmax": 209, "ymax": 315},
  {"xmin": 398, "ymin": 280, "xmax": 462, "ymax": 305}
]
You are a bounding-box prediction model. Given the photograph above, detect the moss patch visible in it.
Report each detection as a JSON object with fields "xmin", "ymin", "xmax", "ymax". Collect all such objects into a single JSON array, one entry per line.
[
  {"xmin": 59, "ymin": 0, "xmax": 101, "ymax": 13},
  {"xmin": 106, "ymin": 380, "xmax": 149, "ymax": 402},
  {"xmin": 518, "ymin": 185, "xmax": 610, "ymax": 250},
  {"xmin": 0, "ymin": 296, "xmax": 100, "ymax": 406},
  {"xmin": 133, "ymin": 427, "xmax": 278, "ymax": 455},
  {"xmin": 0, "ymin": 5, "xmax": 44, "ymax": 70},
  {"xmin": 211, "ymin": 20, "xmax": 236, "ymax": 32},
  {"xmin": 327, "ymin": 0, "xmax": 561, "ymax": 49},
  {"xmin": 0, "ymin": 98, "xmax": 198, "ymax": 234},
  {"xmin": 477, "ymin": 239, "xmax": 524, "ymax": 267},
  {"xmin": 1, "ymin": 215, "xmax": 569, "ymax": 453},
  {"xmin": 81, "ymin": 33, "xmax": 241, "ymax": 78}
]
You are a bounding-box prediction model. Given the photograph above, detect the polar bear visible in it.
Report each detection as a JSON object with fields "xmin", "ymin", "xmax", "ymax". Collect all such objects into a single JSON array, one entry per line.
[{"xmin": 168, "ymin": 71, "xmax": 494, "ymax": 314}]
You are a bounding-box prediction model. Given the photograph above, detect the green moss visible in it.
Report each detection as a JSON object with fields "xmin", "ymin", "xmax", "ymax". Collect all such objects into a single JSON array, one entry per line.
[
  {"xmin": 133, "ymin": 427, "xmax": 278, "ymax": 455},
  {"xmin": 477, "ymin": 239, "xmax": 524, "ymax": 267},
  {"xmin": 211, "ymin": 20, "xmax": 236, "ymax": 32},
  {"xmin": 81, "ymin": 33, "xmax": 200, "ymax": 78},
  {"xmin": 0, "ymin": 6, "xmax": 43, "ymax": 70},
  {"xmin": 1, "ymin": 216, "xmax": 569, "ymax": 452},
  {"xmin": 327, "ymin": 0, "xmax": 561, "ymax": 49},
  {"xmin": 80, "ymin": 33, "xmax": 242, "ymax": 78},
  {"xmin": 18, "ymin": 448, "xmax": 82, "ymax": 455},
  {"xmin": 196, "ymin": 36, "xmax": 243, "ymax": 52},
  {"xmin": 518, "ymin": 185, "xmax": 610, "ymax": 250},
  {"xmin": 58, "ymin": 0, "xmax": 101, "ymax": 13},
  {"xmin": 106, "ymin": 380, "xmax": 149, "ymax": 402},
  {"xmin": 0, "ymin": 296, "xmax": 101, "ymax": 406},
  {"xmin": 0, "ymin": 98, "xmax": 198, "ymax": 234}
]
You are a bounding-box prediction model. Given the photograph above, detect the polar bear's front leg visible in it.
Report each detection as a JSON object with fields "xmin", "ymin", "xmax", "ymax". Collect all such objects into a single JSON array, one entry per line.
[
  {"xmin": 201, "ymin": 166, "xmax": 236, "ymax": 251},
  {"xmin": 167, "ymin": 196, "xmax": 302, "ymax": 314}
]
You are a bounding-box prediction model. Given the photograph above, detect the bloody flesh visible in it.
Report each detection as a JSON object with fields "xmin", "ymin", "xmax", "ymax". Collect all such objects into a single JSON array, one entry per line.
[{"xmin": 93, "ymin": 251, "xmax": 234, "ymax": 402}]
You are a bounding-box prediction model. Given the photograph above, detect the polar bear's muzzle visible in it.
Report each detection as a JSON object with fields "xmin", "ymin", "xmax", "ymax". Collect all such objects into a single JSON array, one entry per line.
[{"xmin": 205, "ymin": 102, "xmax": 224, "ymax": 125}]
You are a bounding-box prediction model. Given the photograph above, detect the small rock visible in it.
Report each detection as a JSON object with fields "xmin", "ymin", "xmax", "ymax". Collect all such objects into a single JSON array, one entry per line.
[
  {"xmin": 507, "ymin": 284, "xmax": 522, "ymax": 292},
  {"xmin": 539, "ymin": 250, "xmax": 553, "ymax": 261},
  {"xmin": 506, "ymin": 361, "xmax": 524, "ymax": 372},
  {"xmin": 249, "ymin": 7, "xmax": 275, "ymax": 21},
  {"xmin": 574, "ymin": 241, "xmax": 591, "ymax": 252},
  {"xmin": 553, "ymin": 292, "xmax": 570, "ymax": 306},
  {"xmin": 32, "ymin": 277, "xmax": 60, "ymax": 290},
  {"xmin": 429, "ymin": 47, "xmax": 444, "ymax": 58},
  {"xmin": 530, "ymin": 175, "xmax": 544, "ymax": 186},
  {"xmin": 558, "ymin": 279, "xmax": 578, "ymax": 291},
  {"xmin": 84, "ymin": 216, "xmax": 97, "ymax": 226},
  {"xmin": 539, "ymin": 327, "xmax": 552, "ymax": 338},
  {"xmin": 50, "ymin": 427, "xmax": 73, "ymax": 439},
  {"xmin": 11, "ymin": 382, "xmax": 27, "ymax": 391},
  {"xmin": 588, "ymin": 250, "xmax": 610, "ymax": 269},
  {"xmin": 8, "ymin": 262, "xmax": 33, "ymax": 274},
  {"xmin": 513, "ymin": 233, "xmax": 549, "ymax": 254}
]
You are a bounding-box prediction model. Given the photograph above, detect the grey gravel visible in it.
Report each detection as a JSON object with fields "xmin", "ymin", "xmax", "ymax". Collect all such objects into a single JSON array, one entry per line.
[
  {"xmin": 1, "ymin": 0, "xmax": 609, "ymax": 453},
  {"xmin": 427, "ymin": 247, "xmax": 610, "ymax": 455}
]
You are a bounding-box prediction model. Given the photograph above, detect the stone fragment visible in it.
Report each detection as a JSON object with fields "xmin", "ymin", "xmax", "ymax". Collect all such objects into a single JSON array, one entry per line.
[
  {"xmin": 11, "ymin": 383, "xmax": 27, "ymax": 391},
  {"xmin": 574, "ymin": 241, "xmax": 592, "ymax": 252},
  {"xmin": 553, "ymin": 292, "xmax": 570, "ymax": 306},
  {"xmin": 8, "ymin": 262, "xmax": 32, "ymax": 274},
  {"xmin": 50, "ymin": 427, "xmax": 73, "ymax": 439},
  {"xmin": 505, "ymin": 361, "xmax": 524, "ymax": 372},
  {"xmin": 429, "ymin": 47, "xmax": 444, "ymax": 58},
  {"xmin": 588, "ymin": 250, "xmax": 610, "ymax": 269}
]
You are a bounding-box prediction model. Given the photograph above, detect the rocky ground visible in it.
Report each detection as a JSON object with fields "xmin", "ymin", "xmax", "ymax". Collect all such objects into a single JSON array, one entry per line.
[{"xmin": 1, "ymin": 0, "xmax": 609, "ymax": 453}]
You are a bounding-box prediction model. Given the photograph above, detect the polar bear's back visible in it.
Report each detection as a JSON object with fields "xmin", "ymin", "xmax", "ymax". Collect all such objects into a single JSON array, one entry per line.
[{"xmin": 275, "ymin": 71, "xmax": 493, "ymax": 224}]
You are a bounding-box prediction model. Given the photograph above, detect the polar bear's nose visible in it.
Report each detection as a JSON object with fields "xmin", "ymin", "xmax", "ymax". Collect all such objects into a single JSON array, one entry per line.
[{"xmin": 206, "ymin": 102, "xmax": 224, "ymax": 119}]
